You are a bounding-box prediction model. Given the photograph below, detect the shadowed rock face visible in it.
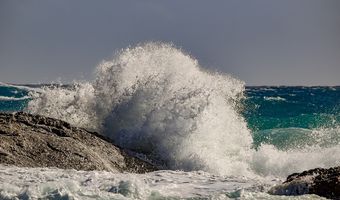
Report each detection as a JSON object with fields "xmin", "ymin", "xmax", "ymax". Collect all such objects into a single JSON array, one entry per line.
[
  {"xmin": 269, "ymin": 166, "xmax": 340, "ymax": 199},
  {"xmin": 0, "ymin": 112, "xmax": 156, "ymax": 173}
]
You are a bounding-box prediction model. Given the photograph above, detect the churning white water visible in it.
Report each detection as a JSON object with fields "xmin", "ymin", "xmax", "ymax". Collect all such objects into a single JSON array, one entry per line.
[
  {"xmin": 26, "ymin": 42, "xmax": 340, "ymax": 180},
  {"xmin": 27, "ymin": 43, "xmax": 253, "ymax": 177},
  {"xmin": 0, "ymin": 165, "xmax": 326, "ymax": 200}
]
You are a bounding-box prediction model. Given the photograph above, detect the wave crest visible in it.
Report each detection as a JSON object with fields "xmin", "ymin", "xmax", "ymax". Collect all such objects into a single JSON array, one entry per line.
[{"xmin": 27, "ymin": 43, "xmax": 253, "ymax": 175}]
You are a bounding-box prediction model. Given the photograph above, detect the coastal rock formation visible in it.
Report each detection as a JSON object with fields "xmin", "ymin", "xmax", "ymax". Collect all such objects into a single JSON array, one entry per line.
[
  {"xmin": 269, "ymin": 166, "xmax": 340, "ymax": 199},
  {"xmin": 0, "ymin": 112, "xmax": 156, "ymax": 173}
]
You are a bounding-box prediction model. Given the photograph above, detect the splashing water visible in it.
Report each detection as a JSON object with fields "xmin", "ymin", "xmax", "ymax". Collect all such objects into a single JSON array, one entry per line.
[{"xmin": 26, "ymin": 42, "xmax": 340, "ymax": 178}]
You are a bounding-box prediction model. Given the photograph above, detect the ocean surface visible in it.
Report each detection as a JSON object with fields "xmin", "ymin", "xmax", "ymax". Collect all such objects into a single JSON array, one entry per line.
[{"xmin": 0, "ymin": 43, "xmax": 339, "ymax": 199}]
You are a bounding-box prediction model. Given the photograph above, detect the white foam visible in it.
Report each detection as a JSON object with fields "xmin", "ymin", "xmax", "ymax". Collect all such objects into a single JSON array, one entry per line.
[
  {"xmin": 0, "ymin": 165, "xmax": 272, "ymax": 200},
  {"xmin": 0, "ymin": 165, "xmax": 327, "ymax": 200},
  {"xmin": 252, "ymin": 144, "xmax": 340, "ymax": 177}
]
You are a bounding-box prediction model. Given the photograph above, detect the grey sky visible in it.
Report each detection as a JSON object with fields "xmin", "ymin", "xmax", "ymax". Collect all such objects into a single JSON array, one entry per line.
[{"xmin": 1, "ymin": 0, "xmax": 339, "ymax": 85}]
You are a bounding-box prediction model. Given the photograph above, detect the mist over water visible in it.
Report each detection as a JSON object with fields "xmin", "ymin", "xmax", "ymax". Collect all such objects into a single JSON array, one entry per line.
[{"xmin": 26, "ymin": 42, "xmax": 340, "ymax": 178}]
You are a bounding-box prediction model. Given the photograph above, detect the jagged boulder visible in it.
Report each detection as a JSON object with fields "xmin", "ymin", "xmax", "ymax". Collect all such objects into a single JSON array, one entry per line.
[
  {"xmin": 0, "ymin": 112, "xmax": 156, "ymax": 173},
  {"xmin": 269, "ymin": 166, "xmax": 340, "ymax": 199}
]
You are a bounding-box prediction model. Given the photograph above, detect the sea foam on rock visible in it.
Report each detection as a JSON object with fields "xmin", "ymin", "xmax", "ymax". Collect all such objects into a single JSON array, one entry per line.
[{"xmin": 0, "ymin": 112, "xmax": 156, "ymax": 173}]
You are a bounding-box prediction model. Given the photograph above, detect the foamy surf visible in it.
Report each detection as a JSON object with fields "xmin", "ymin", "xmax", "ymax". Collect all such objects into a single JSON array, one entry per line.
[
  {"xmin": 25, "ymin": 42, "xmax": 340, "ymax": 181},
  {"xmin": 0, "ymin": 165, "xmax": 326, "ymax": 200}
]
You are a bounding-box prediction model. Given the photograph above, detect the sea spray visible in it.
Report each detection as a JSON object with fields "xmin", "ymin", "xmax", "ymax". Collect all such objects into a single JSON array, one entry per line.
[
  {"xmin": 27, "ymin": 42, "xmax": 253, "ymax": 176},
  {"xmin": 28, "ymin": 82, "xmax": 97, "ymax": 129},
  {"xmin": 26, "ymin": 42, "xmax": 340, "ymax": 178}
]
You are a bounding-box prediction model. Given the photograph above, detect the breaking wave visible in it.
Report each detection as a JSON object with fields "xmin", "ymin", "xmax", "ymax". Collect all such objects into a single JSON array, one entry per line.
[{"xmin": 26, "ymin": 42, "xmax": 340, "ymax": 178}]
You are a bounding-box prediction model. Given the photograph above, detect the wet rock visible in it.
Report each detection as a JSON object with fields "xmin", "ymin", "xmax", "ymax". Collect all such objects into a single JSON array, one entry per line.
[
  {"xmin": 269, "ymin": 166, "xmax": 340, "ymax": 199},
  {"xmin": 0, "ymin": 112, "xmax": 156, "ymax": 173}
]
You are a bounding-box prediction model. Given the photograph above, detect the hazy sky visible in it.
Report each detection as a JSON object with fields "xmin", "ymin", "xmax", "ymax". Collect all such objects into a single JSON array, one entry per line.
[{"xmin": 1, "ymin": 0, "xmax": 339, "ymax": 85}]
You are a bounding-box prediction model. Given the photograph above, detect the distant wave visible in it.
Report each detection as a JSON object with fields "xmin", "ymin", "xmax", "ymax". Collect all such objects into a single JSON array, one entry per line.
[
  {"xmin": 263, "ymin": 96, "xmax": 286, "ymax": 101},
  {"xmin": 0, "ymin": 82, "xmax": 41, "ymax": 92},
  {"xmin": 0, "ymin": 95, "xmax": 30, "ymax": 101}
]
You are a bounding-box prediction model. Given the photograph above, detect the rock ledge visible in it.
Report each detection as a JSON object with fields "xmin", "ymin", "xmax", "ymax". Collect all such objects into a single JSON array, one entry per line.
[
  {"xmin": 0, "ymin": 112, "xmax": 156, "ymax": 173},
  {"xmin": 269, "ymin": 166, "xmax": 340, "ymax": 199}
]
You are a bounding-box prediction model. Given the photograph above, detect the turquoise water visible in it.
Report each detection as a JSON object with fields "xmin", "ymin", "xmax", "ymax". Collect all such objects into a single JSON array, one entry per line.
[
  {"xmin": 244, "ymin": 86, "xmax": 339, "ymax": 130},
  {"xmin": 243, "ymin": 86, "xmax": 340, "ymax": 149},
  {"xmin": 1, "ymin": 84, "xmax": 339, "ymax": 150},
  {"xmin": 0, "ymin": 84, "xmax": 30, "ymax": 112}
]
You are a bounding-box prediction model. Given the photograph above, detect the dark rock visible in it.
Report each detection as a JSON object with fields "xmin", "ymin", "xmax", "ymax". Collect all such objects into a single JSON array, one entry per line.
[
  {"xmin": 269, "ymin": 166, "xmax": 340, "ymax": 199},
  {"xmin": 0, "ymin": 112, "xmax": 157, "ymax": 173}
]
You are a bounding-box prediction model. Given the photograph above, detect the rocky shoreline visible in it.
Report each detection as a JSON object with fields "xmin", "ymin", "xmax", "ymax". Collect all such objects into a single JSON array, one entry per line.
[
  {"xmin": 0, "ymin": 112, "xmax": 156, "ymax": 173},
  {"xmin": 1, "ymin": 112, "xmax": 339, "ymax": 199}
]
